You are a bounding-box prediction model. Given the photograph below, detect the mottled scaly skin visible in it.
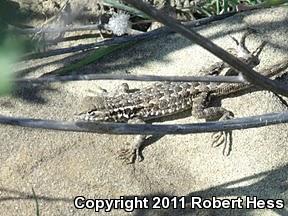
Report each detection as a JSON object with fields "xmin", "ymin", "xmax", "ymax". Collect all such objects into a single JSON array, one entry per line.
[{"xmin": 78, "ymin": 82, "xmax": 214, "ymax": 122}]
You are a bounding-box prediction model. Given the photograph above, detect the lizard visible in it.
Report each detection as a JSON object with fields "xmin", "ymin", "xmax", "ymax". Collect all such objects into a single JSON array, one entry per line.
[{"xmin": 76, "ymin": 32, "xmax": 288, "ymax": 163}]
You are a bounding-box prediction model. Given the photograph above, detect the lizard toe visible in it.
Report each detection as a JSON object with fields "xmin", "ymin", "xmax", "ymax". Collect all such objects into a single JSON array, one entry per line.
[
  {"xmin": 211, "ymin": 130, "xmax": 232, "ymax": 156},
  {"xmin": 211, "ymin": 131, "xmax": 226, "ymax": 147},
  {"xmin": 117, "ymin": 142, "xmax": 143, "ymax": 164}
]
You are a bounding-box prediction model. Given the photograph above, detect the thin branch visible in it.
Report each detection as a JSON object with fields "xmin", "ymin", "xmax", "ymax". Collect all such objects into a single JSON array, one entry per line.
[
  {"xmin": 21, "ymin": 12, "xmax": 236, "ymax": 60},
  {"xmin": 15, "ymin": 74, "xmax": 245, "ymax": 83},
  {"xmin": 0, "ymin": 112, "xmax": 288, "ymax": 135},
  {"xmin": 15, "ymin": 58, "xmax": 288, "ymax": 84},
  {"xmin": 9, "ymin": 23, "xmax": 102, "ymax": 34},
  {"xmin": 123, "ymin": 0, "xmax": 288, "ymax": 97}
]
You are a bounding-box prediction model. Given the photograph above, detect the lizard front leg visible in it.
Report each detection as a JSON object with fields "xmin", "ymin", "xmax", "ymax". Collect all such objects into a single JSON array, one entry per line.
[
  {"xmin": 118, "ymin": 118, "xmax": 146, "ymax": 163},
  {"xmin": 192, "ymin": 92, "xmax": 234, "ymax": 156}
]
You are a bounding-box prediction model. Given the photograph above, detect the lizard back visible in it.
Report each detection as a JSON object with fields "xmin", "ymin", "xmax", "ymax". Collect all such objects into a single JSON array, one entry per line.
[{"xmin": 77, "ymin": 82, "xmax": 211, "ymax": 122}]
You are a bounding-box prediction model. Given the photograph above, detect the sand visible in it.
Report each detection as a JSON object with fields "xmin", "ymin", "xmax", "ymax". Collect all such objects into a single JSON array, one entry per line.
[{"xmin": 0, "ymin": 6, "xmax": 288, "ymax": 216}]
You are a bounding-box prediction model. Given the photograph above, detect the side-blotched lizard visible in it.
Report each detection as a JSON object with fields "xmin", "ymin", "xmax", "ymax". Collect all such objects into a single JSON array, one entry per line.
[{"xmin": 76, "ymin": 32, "xmax": 288, "ymax": 163}]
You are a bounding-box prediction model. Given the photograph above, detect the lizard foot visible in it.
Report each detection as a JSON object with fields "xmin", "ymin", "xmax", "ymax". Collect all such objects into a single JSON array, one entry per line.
[
  {"xmin": 117, "ymin": 134, "xmax": 146, "ymax": 164},
  {"xmin": 117, "ymin": 143, "xmax": 143, "ymax": 164},
  {"xmin": 211, "ymin": 111, "xmax": 234, "ymax": 156},
  {"xmin": 211, "ymin": 131, "xmax": 232, "ymax": 156}
]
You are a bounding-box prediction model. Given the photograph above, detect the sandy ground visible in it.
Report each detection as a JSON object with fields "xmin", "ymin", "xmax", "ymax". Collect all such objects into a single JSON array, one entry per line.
[{"xmin": 0, "ymin": 6, "xmax": 288, "ymax": 216}]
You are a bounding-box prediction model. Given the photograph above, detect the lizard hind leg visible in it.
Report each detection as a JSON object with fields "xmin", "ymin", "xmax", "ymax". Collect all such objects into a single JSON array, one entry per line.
[
  {"xmin": 192, "ymin": 92, "xmax": 234, "ymax": 156},
  {"xmin": 117, "ymin": 118, "xmax": 146, "ymax": 164},
  {"xmin": 211, "ymin": 111, "xmax": 234, "ymax": 156},
  {"xmin": 194, "ymin": 106, "xmax": 234, "ymax": 156}
]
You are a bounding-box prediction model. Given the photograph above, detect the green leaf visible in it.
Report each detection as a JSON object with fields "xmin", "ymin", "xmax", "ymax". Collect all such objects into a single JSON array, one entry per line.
[
  {"xmin": 0, "ymin": 37, "xmax": 20, "ymax": 95},
  {"xmin": 264, "ymin": 0, "xmax": 288, "ymax": 6},
  {"xmin": 32, "ymin": 187, "xmax": 40, "ymax": 216},
  {"xmin": 56, "ymin": 42, "xmax": 136, "ymax": 76}
]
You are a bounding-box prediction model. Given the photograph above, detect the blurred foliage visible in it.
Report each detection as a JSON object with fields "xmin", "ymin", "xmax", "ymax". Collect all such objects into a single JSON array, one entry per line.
[
  {"xmin": 195, "ymin": 0, "xmax": 288, "ymax": 16},
  {"xmin": 106, "ymin": 0, "xmax": 287, "ymax": 18},
  {"xmin": 197, "ymin": 0, "xmax": 261, "ymax": 16},
  {"xmin": 0, "ymin": 0, "xmax": 21, "ymax": 23},
  {"xmin": 195, "ymin": 0, "xmax": 287, "ymax": 16},
  {"xmin": 263, "ymin": 0, "xmax": 288, "ymax": 6},
  {"xmin": 0, "ymin": 0, "xmax": 23, "ymax": 95},
  {"xmin": 0, "ymin": 37, "xmax": 18, "ymax": 95}
]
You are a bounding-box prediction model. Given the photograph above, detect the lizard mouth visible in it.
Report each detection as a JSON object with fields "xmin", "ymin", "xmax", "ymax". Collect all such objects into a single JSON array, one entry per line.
[{"xmin": 76, "ymin": 110, "xmax": 110, "ymax": 122}]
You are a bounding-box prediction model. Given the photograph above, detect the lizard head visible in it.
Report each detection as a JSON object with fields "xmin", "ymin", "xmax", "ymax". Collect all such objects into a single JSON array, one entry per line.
[{"xmin": 74, "ymin": 96, "xmax": 107, "ymax": 121}]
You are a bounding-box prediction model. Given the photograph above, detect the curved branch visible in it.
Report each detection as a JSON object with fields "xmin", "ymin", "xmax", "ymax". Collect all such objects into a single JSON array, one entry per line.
[
  {"xmin": 16, "ymin": 74, "xmax": 245, "ymax": 83},
  {"xmin": 9, "ymin": 24, "xmax": 102, "ymax": 34},
  {"xmin": 15, "ymin": 57, "xmax": 288, "ymax": 86},
  {"xmin": 0, "ymin": 112, "xmax": 287, "ymax": 135}
]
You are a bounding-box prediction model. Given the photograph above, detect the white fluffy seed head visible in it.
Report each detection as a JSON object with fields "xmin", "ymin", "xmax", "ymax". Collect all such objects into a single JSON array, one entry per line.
[{"xmin": 106, "ymin": 11, "xmax": 130, "ymax": 36}]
